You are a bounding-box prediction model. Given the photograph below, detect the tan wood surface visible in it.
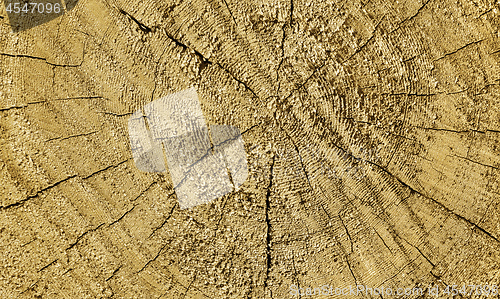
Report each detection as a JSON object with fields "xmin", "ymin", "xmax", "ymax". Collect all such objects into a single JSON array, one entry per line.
[{"xmin": 1, "ymin": 0, "xmax": 500, "ymax": 297}]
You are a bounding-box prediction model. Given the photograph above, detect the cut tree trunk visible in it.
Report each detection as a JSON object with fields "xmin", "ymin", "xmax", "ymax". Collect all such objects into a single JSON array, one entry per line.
[{"xmin": 1, "ymin": 0, "xmax": 500, "ymax": 298}]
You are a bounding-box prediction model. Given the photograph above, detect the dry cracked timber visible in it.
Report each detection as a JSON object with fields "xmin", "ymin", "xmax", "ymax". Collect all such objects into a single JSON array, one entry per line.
[{"xmin": 0, "ymin": 0, "xmax": 500, "ymax": 298}]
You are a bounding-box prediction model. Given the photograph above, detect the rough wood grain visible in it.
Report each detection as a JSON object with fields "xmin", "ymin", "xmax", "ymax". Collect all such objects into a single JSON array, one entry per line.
[{"xmin": 1, "ymin": 0, "xmax": 499, "ymax": 297}]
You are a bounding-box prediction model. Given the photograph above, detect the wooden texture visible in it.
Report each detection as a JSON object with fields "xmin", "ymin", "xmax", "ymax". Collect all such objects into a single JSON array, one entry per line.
[{"xmin": 1, "ymin": 0, "xmax": 500, "ymax": 297}]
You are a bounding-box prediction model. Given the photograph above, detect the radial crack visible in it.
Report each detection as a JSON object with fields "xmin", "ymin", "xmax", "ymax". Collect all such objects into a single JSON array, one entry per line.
[
  {"xmin": 215, "ymin": 62, "xmax": 258, "ymax": 98},
  {"xmin": 82, "ymin": 158, "xmax": 131, "ymax": 179},
  {"xmin": 137, "ymin": 241, "xmax": 169, "ymax": 273},
  {"xmin": 45, "ymin": 131, "xmax": 97, "ymax": 142},
  {"xmin": 344, "ymin": 17, "xmax": 383, "ymax": 62},
  {"xmin": 339, "ymin": 214, "xmax": 354, "ymax": 254},
  {"xmin": 366, "ymin": 159, "xmax": 500, "ymax": 244},
  {"xmin": 434, "ymin": 39, "xmax": 485, "ymax": 61},
  {"xmin": 149, "ymin": 197, "xmax": 177, "ymax": 238},
  {"xmin": 0, "ymin": 47, "xmax": 85, "ymax": 67},
  {"xmin": 108, "ymin": 205, "xmax": 136, "ymax": 227},
  {"xmin": 0, "ymin": 175, "xmax": 77, "ymax": 210},
  {"xmin": 264, "ymin": 155, "xmax": 275, "ymax": 295},
  {"xmin": 38, "ymin": 259, "xmax": 58, "ymax": 272},
  {"xmin": 118, "ymin": 9, "xmax": 152, "ymax": 33},
  {"xmin": 66, "ymin": 223, "xmax": 105, "ymax": 250},
  {"xmin": 105, "ymin": 265, "xmax": 122, "ymax": 281},
  {"xmin": 452, "ymin": 154, "xmax": 499, "ymax": 170},
  {"xmin": 398, "ymin": 235, "xmax": 435, "ymax": 267},
  {"xmin": 389, "ymin": 0, "xmax": 432, "ymax": 33},
  {"xmin": 221, "ymin": 0, "xmax": 238, "ymax": 27}
]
